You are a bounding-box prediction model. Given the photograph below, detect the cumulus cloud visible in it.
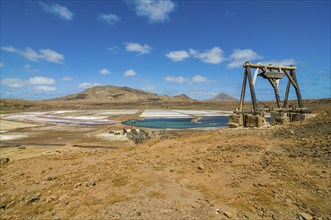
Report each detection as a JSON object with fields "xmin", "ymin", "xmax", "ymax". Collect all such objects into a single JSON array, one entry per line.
[
  {"xmin": 62, "ymin": 76, "xmax": 73, "ymax": 81},
  {"xmin": 165, "ymin": 47, "xmax": 225, "ymax": 64},
  {"xmin": 33, "ymin": 86, "xmax": 56, "ymax": 92},
  {"xmin": 28, "ymin": 76, "xmax": 55, "ymax": 85},
  {"xmin": 78, "ymin": 82, "xmax": 101, "ymax": 89},
  {"xmin": 165, "ymin": 50, "xmax": 190, "ymax": 62},
  {"xmin": 258, "ymin": 59, "xmax": 296, "ymax": 66},
  {"xmin": 227, "ymin": 49, "xmax": 263, "ymax": 68},
  {"xmin": 23, "ymin": 64, "xmax": 39, "ymax": 73},
  {"xmin": 124, "ymin": 69, "xmax": 136, "ymax": 77},
  {"xmin": 39, "ymin": 2, "xmax": 74, "ymax": 20},
  {"xmin": 98, "ymin": 13, "xmax": 121, "ymax": 25},
  {"xmin": 124, "ymin": 42, "xmax": 153, "ymax": 55},
  {"xmin": 1, "ymin": 77, "xmax": 57, "ymax": 93},
  {"xmin": 191, "ymin": 75, "xmax": 208, "ymax": 83},
  {"xmin": 108, "ymin": 46, "xmax": 119, "ymax": 54},
  {"xmin": 1, "ymin": 78, "xmax": 26, "ymax": 88},
  {"xmin": 1, "ymin": 46, "xmax": 64, "ymax": 64},
  {"xmin": 131, "ymin": 0, "xmax": 176, "ymax": 23},
  {"xmin": 165, "ymin": 75, "xmax": 212, "ymax": 84},
  {"xmin": 193, "ymin": 47, "xmax": 225, "ymax": 64},
  {"xmin": 139, "ymin": 85, "xmax": 157, "ymax": 93},
  {"xmin": 99, "ymin": 68, "xmax": 111, "ymax": 75},
  {"xmin": 165, "ymin": 76, "xmax": 190, "ymax": 84}
]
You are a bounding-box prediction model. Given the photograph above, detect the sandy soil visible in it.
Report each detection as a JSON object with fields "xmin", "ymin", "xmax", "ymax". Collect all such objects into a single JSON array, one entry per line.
[{"xmin": 0, "ymin": 107, "xmax": 330, "ymax": 219}]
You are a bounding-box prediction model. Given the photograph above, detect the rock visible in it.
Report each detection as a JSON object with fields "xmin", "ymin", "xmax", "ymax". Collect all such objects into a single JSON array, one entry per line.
[
  {"xmin": 197, "ymin": 164, "xmax": 204, "ymax": 170},
  {"xmin": 25, "ymin": 193, "xmax": 41, "ymax": 204},
  {"xmin": 17, "ymin": 146, "xmax": 26, "ymax": 150},
  {"xmin": 85, "ymin": 181, "xmax": 96, "ymax": 187},
  {"xmin": 298, "ymin": 212, "xmax": 313, "ymax": 220},
  {"xmin": 216, "ymin": 209, "xmax": 222, "ymax": 214},
  {"xmin": 0, "ymin": 203, "xmax": 7, "ymax": 209},
  {"xmin": 223, "ymin": 211, "xmax": 233, "ymax": 218},
  {"xmin": 47, "ymin": 176, "xmax": 55, "ymax": 181},
  {"xmin": 0, "ymin": 158, "xmax": 9, "ymax": 164}
]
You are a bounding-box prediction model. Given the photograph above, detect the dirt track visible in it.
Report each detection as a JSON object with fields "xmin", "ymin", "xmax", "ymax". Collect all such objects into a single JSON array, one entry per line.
[{"xmin": 0, "ymin": 108, "xmax": 330, "ymax": 219}]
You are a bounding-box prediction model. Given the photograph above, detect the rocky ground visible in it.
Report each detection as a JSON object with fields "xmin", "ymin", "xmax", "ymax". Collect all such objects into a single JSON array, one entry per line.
[{"xmin": 0, "ymin": 107, "xmax": 330, "ymax": 219}]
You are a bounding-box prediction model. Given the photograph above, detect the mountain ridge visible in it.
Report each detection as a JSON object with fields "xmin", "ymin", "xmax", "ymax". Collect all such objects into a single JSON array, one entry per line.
[
  {"xmin": 50, "ymin": 85, "xmax": 195, "ymax": 102},
  {"xmin": 209, "ymin": 93, "xmax": 238, "ymax": 101}
]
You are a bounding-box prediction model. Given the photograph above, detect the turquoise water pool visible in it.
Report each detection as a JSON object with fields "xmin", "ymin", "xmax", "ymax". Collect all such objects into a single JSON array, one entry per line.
[{"xmin": 122, "ymin": 116, "xmax": 228, "ymax": 129}]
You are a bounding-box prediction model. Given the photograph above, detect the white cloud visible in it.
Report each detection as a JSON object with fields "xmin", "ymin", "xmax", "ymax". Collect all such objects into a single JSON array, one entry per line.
[
  {"xmin": 33, "ymin": 86, "xmax": 56, "ymax": 92},
  {"xmin": 191, "ymin": 75, "xmax": 208, "ymax": 83},
  {"xmin": 165, "ymin": 76, "xmax": 190, "ymax": 84},
  {"xmin": 108, "ymin": 46, "xmax": 119, "ymax": 54},
  {"xmin": 139, "ymin": 85, "xmax": 157, "ymax": 93},
  {"xmin": 28, "ymin": 76, "xmax": 55, "ymax": 85},
  {"xmin": 165, "ymin": 75, "xmax": 213, "ymax": 84},
  {"xmin": 194, "ymin": 47, "xmax": 225, "ymax": 64},
  {"xmin": 78, "ymin": 82, "xmax": 101, "ymax": 89},
  {"xmin": 227, "ymin": 49, "xmax": 263, "ymax": 68},
  {"xmin": 23, "ymin": 64, "xmax": 39, "ymax": 73},
  {"xmin": 39, "ymin": 2, "xmax": 73, "ymax": 21},
  {"xmin": 125, "ymin": 42, "xmax": 153, "ymax": 55},
  {"xmin": 62, "ymin": 76, "xmax": 73, "ymax": 81},
  {"xmin": 99, "ymin": 68, "xmax": 111, "ymax": 75},
  {"xmin": 132, "ymin": 0, "xmax": 176, "ymax": 23},
  {"xmin": 98, "ymin": 13, "xmax": 121, "ymax": 25},
  {"xmin": 165, "ymin": 50, "xmax": 190, "ymax": 62},
  {"xmin": 39, "ymin": 49, "xmax": 64, "ymax": 63},
  {"xmin": 1, "ymin": 46, "xmax": 64, "ymax": 64},
  {"xmin": 259, "ymin": 59, "xmax": 296, "ymax": 66},
  {"xmin": 124, "ymin": 69, "xmax": 136, "ymax": 77},
  {"xmin": 0, "ymin": 62, "xmax": 3, "ymax": 68},
  {"xmin": 165, "ymin": 47, "xmax": 225, "ymax": 64},
  {"xmin": 1, "ymin": 78, "xmax": 26, "ymax": 88}
]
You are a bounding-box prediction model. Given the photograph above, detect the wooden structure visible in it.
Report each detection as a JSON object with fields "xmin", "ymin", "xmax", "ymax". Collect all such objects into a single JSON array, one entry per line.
[{"xmin": 228, "ymin": 61, "xmax": 310, "ymax": 127}]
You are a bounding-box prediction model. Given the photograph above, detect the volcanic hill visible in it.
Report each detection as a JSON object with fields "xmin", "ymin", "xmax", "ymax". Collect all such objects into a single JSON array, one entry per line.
[
  {"xmin": 209, "ymin": 93, "xmax": 238, "ymax": 101},
  {"xmin": 52, "ymin": 85, "xmax": 195, "ymax": 102}
]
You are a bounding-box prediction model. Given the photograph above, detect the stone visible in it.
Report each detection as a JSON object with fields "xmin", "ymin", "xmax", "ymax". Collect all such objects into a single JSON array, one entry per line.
[
  {"xmin": 228, "ymin": 114, "xmax": 243, "ymax": 127},
  {"xmin": 244, "ymin": 114, "xmax": 266, "ymax": 128},
  {"xmin": 25, "ymin": 193, "xmax": 41, "ymax": 204},
  {"xmin": 298, "ymin": 212, "xmax": 313, "ymax": 220},
  {"xmin": 17, "ymin": 146, "xmax": 26, "ymax": 150},
  {"xmin": 85, "ymin": 181, "xmax": 96, "ymax": 187},
  {"xmin": 47, "ymin": 176, "xmax": 55, "ymax": 181},
  {"xmin": 0, "ymin": 158, "xmax": 9, "ymax": 164},
  {"xmin": 223, "ymin": 211, "xmax": 233, "ymax": 218},
  {"xmin": 197, "ymin": 164, "xmax": 204, "ymax": 170}
]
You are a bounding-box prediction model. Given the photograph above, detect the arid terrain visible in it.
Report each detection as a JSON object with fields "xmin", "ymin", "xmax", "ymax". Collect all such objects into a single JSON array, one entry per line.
[{"xmin": 0, "ymin": 98, "xmax": 330, "ymax": 219}]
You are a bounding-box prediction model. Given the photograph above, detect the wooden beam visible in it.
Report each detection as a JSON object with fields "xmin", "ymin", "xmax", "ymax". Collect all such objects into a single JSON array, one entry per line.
[{"xmin": 243, "ymin": 62, "xmax": 296, "ymax": 70}]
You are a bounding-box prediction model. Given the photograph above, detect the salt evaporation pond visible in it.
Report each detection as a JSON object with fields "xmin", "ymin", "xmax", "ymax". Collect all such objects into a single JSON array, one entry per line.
[{"xmin": 122, "ymin": 116, "xmax": 228, "ymax": 129}]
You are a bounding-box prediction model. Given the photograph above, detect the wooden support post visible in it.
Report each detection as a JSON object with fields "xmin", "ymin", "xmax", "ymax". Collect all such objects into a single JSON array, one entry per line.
[
  {"xmin": 238, "ymin": 69, "xmax": 248, "ymax": 112},
  {"xmin": 267, "ymin": 78, "xmax": 281, "ymax": 108},
  {"xmin": 283, "ymin": 69, "xmax": 298, "ymax": 88},
  {"xmin": 246, "ymin": 66, "xmax": 258, "ymax": 111},
  {"xmin": 291, "ymin": 70, "xmax": 304, "ymax": 108},
  {"xmin": 283, "ymin": 78, "xmax": 291, "ymax": 107}
]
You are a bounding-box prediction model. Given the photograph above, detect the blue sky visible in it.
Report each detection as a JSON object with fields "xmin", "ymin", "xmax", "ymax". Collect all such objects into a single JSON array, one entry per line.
[{"xmin": 1, "ymin": 0, "xmax": 330, "ymax": 101}]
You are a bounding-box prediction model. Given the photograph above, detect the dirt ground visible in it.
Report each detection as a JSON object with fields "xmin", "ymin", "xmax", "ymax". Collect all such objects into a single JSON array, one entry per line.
[{"xmin": 0, "ymin": 104, "xmax": 330, "ymax": 219}]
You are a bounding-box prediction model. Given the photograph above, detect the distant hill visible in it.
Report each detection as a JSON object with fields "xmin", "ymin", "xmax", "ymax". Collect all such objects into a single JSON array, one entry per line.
[
  {"xmin": 209, "ymin": 93, "xmax": 238, "ymax": 101},
  {"xmin": 50, "ymin": 85, "xmax": 195, "ymax": 102}
]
